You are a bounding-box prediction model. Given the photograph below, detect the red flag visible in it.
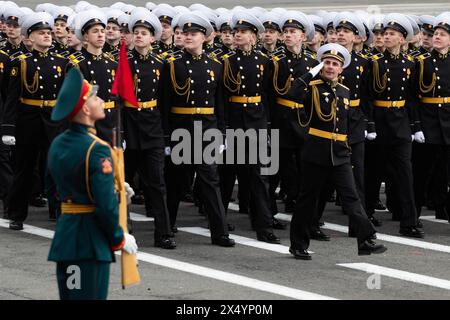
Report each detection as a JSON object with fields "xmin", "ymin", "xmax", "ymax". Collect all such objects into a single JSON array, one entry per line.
[{"xmin": 111, "ymin": 40, "xmax": 138, "ymax": 107}]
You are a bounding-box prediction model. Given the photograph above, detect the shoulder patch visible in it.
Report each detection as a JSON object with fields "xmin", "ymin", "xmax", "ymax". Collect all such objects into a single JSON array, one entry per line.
[{"xmin": 100, "ymin": 157, "xmax": 113, "ymax": 174}]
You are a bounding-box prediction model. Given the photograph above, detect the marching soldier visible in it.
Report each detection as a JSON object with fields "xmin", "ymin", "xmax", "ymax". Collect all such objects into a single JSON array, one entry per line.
[
  {"xmin": 47, "ymin": 68, "xmax": 138, "ymax": 300},
  {"xmin": 288, "ymin": 44, "xmax": 387, "ymax": 260},
  {"xmin": 306, "ymin": 15, "xmax": 326, "ymax": 55},
  {"xmin": 2, "ymin": 5, "xmax": 28, "ymax": 57},
  {"xmin": 66, "ymin": 14, "xmax": 83, "ymax": 54},
  {"xmin": 270, "ymin": 12, "xmax": 318, "ymax": 216},
  {"xmin": 123, "ymin": 8, "xmax": 176, "ymax": 249},
  {"xmin": 0, "ymin": 47, "xmax": 12, "ymax": 219},
  {"xmin": 152, "ymin": 4, "xmax": 177, "ymax": 56},
  {"xmin": 162, "ymin": 12, "xmax": 235, "ymax": 247},
  {"xmin": 118, "ymin": 13, "xmax": 134, "ymax": 52},
  {"xmin": 70, "ymin": 9, "xmax": 118, "ymax": 145},
  {"xmin": 104, "ymin": 9, "xmax": 123, "ymax": 57},
  {"xmin": 419, "ymin": 15, "xmax": 435, "ymax": 53},
  {"xmin": 217, "ymin": 14, "xmax": 234, "ymax": 55},
  {"xmin": 221, "ymin": 12, "xmax": 280, "ymax": 244},
  {"xmin": 50, "ymin": 6, "xmax": 73, "ymax": 55},
  {"xmin": 365, "ymin": 14, "xmax": 424, "ymax": 238},
  {"xmin": 2, "ymin": 12, "xmax": 68, "ymax": 230},
  {"xmin": 259, "ymin": 12, "xmax": 283, "ymax": 56},
  {"xmin": 413, "ymin": 13, "xmax": 450, "ymax": 222}
]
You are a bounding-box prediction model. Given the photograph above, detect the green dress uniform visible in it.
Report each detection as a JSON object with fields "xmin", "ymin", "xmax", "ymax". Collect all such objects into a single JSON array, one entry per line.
[{"xmin": 47, "ymin": 68, "xmax": 125, "ymax": 300}]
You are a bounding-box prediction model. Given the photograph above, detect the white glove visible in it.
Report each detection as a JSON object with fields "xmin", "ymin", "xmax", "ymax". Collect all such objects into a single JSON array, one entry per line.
[
  {"xmin": 2, "ymin": 135, "xmax": 15, "ymax": 146},
  {"xmin": 164, "ymin": 146, "xmax": 171, "ymax": 156},
  {"xmin": 366, "ymin": 132, "xmax": 377, "ymax": 141},
  {"xmin": 364, "ymin": 130, "xmax": 368, "ymax": 138},
  {"xmin": 122, "ymin": 233, "xmax": 138, "ymax": 254},
  {"xmin": 124, "ymin": 182, "xmax": 135, "ymax": 205},
  {"xmin": 414, "ymin": 131, "xmax": 425, "ymax": 143},
  {"xmin": 219, "ymin": 139, "xmax": 227, "ymax": 154},
  {"xmin": 411, "ymin": 135, "xmax": 415, "ymax": 142},
  {"xmin": 309, "ymin": 62, "xmax": 324, "ymax": 78}
]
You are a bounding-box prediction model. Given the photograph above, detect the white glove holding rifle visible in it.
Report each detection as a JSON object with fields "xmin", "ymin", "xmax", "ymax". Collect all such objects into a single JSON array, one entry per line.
[{"xmin": 122, "ymin": 233, "xmax": 138, "ymax": 254}]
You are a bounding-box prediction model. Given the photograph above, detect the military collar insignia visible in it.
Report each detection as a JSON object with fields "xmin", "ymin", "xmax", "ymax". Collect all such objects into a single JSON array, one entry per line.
[
  {"xmin": 35, "ymin": 50, "xmax": 48, "ymax": 58},
  {"xmin": 438, "ymin": 52, "xmax": 448, "ymax": 59},
  {"xmin": 240, "ymin": 49, "xmax": 252, "ymax": 56},
  {"xmin": 192, "ymin": 53, "xmax": 203, "ymax": 60}
]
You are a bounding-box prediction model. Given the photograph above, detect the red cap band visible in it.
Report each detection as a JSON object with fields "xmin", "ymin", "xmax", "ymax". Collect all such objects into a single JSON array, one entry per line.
[{"xmin": 68, "ymin": 80, "xmax": 92, "ymax": 119}]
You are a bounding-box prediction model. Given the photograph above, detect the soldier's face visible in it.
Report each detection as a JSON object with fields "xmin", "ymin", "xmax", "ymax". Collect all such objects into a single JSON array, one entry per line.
[
  {"xmin": 234, "ymin": 29, "xmax": 255, "ymax": 46},
  {"xmin": 67, "ymin": 30, "xmax": 81, "ymax": 47},
  {"xmin": 133, "ymin": 27, "xmax": 155, "ymax": 49},
  {"xmin": 337, "ymin": 27, "xmax": 355, "ymax": 47},
  {"xmin": 383, "ymin": 29, "xmax": 404, "ymax": 49},
  {"xmin": 84, "ymin": 25, "xmax": 106, "ymax": 48},
  {"xmin": 161, "ymin": 22, "xmax": 173, "ymax": 41},
  {"xmin": 54, "ymin": 20, "xmax": 68, "ymax": 38},
  {"xmin": 433, "ymin": 28, "xmax": 450, "ymax": 51},
  {"xmin": 29, "ymin": 29, "xmax": 53, "ymax": 49},
  {"xmin": 183, "ymin": 31, "xmax": 205, "ymax": 51},
  {"xmin": 6, "ymin": 23, "xmax": 20, "ymax": 40},
  {"xmin": 326, "ymin": 29, "xmax": 338, "ymax": 43},
  {"xmin": 106, "ymin": 23, "xmax": 121, "ymax": 42},
  {"xmin": 373, "ymin": 31, "xmax": 385, "ymax": 48},
  {"xmin": 85, "ymin": 95, "xmax": 105, "ymax": 121},
  {"xmin": 173, "ymin": 28, "xmax": 185, "ymax": 48},
  {"xmin": 262, "ymin": 29, "xmax": 279, "ymax": 46},
  {"xmin": 321, "ymin": 57, "xmax": 343, "ymax": 81},
  {"xmin": 220, "ymin": 30, "xmax": 233, "ymax": 46},
  {"xmin": 421, "ymin": 32, "xmax": 433, "ymax": 50},
  {"xmin": 283, "ymin": 28, "xmax": 305, "ymax": 47},
  {"xmin": 311, "ymin": 31, "xmax": 325, "ymax": 46}
]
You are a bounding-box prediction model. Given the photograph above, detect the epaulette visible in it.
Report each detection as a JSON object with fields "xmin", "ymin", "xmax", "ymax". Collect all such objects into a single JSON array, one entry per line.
[
  {"xmin": 303, "ymin": 50, "xmax": 317, "ymax": 59},
  {"xmin": 255, "ymin": 49, "xmax": 268, "ymax": 58},
  {"xmin": 50, "ymin": 52, "xmax": 66, "ymax": 59},
  {"xmin": 356, "ymin": 51, "xmax": 369, "ymax": 59},
  {"xmin": 220, "ymin": 51, "xmax": 236, "ymax": 60},
  {"xmin": 11, "ymin": 52, "xmax": 31, "ymax": 61},
  {"xmin": 415, "ymin": 52, "xmax": 431, "ymax": 61},
  {"xmin": 337, "ymin": 82, "xmax": 350, "ymax": 91},
  {"xmin": 402, "ymin": 52, "xmax": 414, "ymax": 62},
  {"xmin": 371, "ymin": 52, "xmax": 384, "ymax": 61},
  {"xmin": 309, "ymin": 79, "xmax": 324, "ymax": 86},
  {"xmin": 103, "ymin": 52, "xmax": 116, "ymax": 62}
]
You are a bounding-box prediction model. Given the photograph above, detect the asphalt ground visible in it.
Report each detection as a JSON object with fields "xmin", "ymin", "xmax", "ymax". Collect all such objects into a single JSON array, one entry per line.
[{"xmin": 1, "ymin": 189, "xmax": 450, "ymax": 301}]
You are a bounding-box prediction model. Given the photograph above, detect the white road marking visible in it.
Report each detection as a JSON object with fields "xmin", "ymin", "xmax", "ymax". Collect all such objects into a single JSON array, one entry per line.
[
  {"xmin": 338, "ymin": 263, "xmax": 450, "ymax": 291},
  {"xmin": 0, "ymin": 218, "xmax": 333, "ymax": 300},
  {"xmin": 420, "ymin": 216, "xmax": 449, "ymax": 225},
  {"xmin": 130, "ymin": 212, "xmax": 154, "ymax": 222},
  {"xmin": 273, "ymin": 213, "xmax": 450, "ymax": 254},
  {"xmin": 178, "ymin": 227, "xmax": 303, "ymax": 254}
]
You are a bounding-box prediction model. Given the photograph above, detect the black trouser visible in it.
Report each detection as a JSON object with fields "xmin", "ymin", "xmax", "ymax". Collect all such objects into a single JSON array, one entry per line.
[
  {"xmin": 125, "ymin": 147, "xmax": 171, "ymax": 238},
  {"xmin": 0, "ymin": 143, "xmax": 13, "ymax": 207},
  {"xmin": 314, "ymin": 141, "xmax": 367, "ymax": 230},
  {"xmin": 222, "ymin": 162, "xmax": 273, "ymax": 235},
  {"xmin": 365, "ymin": 140, "xmax": 384, "ymax": 214},
  {"xmin": 279, "ymin": 147, "xmax": 303, "ymax": 205},
  {"xmin": 413, "ymin": 143, "xmax": 450, "ymax": 216},
  {"xmin": 219, "ymin": 160, "xmax": 250, "ymax": 213},
  {"xmin": 290, "ymin": 161, "xmax": 376, "ymax": 251},
  {"xmin": 365, "ymin": 143, "xmax": 417, "ymax": 227},
  {"xmin": 7, "ymin": 143, "xmax": 53, "ymax": 222},
  {"xmin": 167, "ymin": 160, "xmax": 228, "ymax": 238}
]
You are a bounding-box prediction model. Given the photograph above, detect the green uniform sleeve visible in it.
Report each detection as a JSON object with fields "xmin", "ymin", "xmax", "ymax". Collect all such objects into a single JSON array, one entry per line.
[{"xmin": 88, "ymin": 142, "xmax": 124, "ymax": 248}]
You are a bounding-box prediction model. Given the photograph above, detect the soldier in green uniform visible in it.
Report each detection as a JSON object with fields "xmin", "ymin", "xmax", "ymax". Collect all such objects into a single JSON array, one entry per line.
[{"xmin": 47, "ymin": 68, "xmax": 138, "ymax": 300}]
